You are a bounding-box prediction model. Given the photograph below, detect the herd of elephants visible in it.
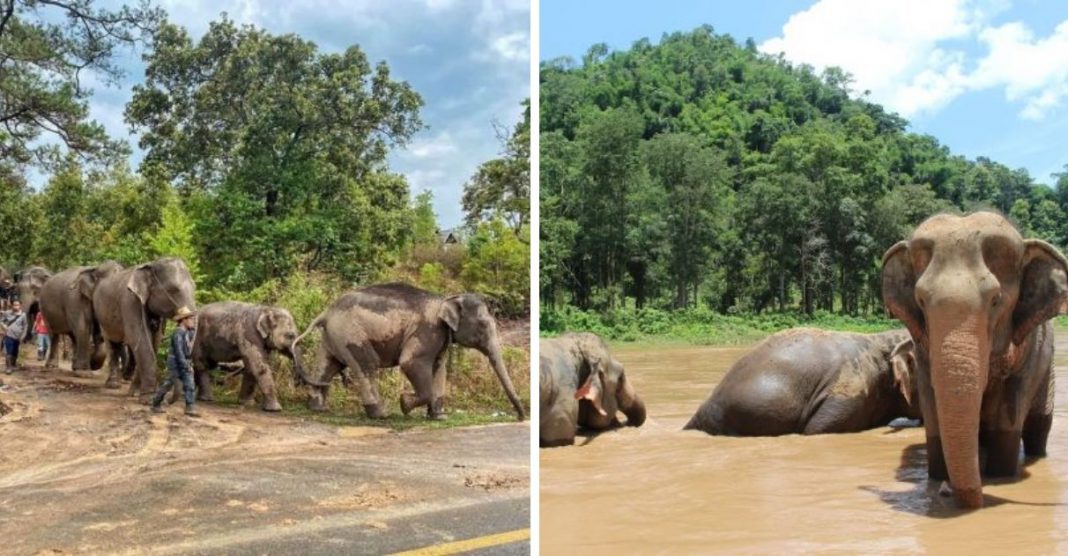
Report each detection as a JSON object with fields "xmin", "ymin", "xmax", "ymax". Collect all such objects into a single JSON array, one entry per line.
[
  {"xmin": 0, "ymin": 259, "xmax": 526, "ymax": 421},
  {"xmin": 541, "ymin": 211, "xmax": 1068, "ymax": 510}
]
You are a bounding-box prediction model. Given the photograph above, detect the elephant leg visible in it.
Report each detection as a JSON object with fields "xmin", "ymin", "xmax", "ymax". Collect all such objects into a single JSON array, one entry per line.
[
  {"xmin": 130, "ymin": 315, "xmax": 161, "ymax": 399},
  {"xmin": 1023, "ymin": 413, "xmax": 1053, "ymax": 457},
  {"xmin": 429, "ymin": 350, "xmax": 448, "ymax": 418},
  {"xmin": 926, "ymin": 434, "xmax": 949, "ymax": 481},
  {"xmin": 243, "ymin": 351, "xmax": 281, "ymax": 412},
  {"xmin": 196, "ymin": 366, "xmax": 215, "ymax": 402},
  {"xmin": 981, "ymin": 428, "xmax": 1022, "ymax": 477},
  {"xmin": 104, "ymin": 341, "xmax": 124, "ymax": 389},
  {"xmin": 44, "ymin": 333, "xmax": 60, "ymax": 369},
  {"xmin": 399, "ymin": 358, "xmax": 438, "ymax": 420},
  {"xmin": 238, "ymin": 371, "xmax": 258, "ymax": 407},
  {"xmin": 72, "ymin": 323, "xmax": 93, "ymax": 371},
  {"xmin": 540, "ymin": 404, "xmax": 578, "ymax": 447},
  {"xmin": 332, "ymin": 343, "xmax": 386, "ymax": 419}
]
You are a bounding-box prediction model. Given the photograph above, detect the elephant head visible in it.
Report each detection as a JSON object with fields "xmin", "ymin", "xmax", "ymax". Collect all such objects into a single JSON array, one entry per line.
[
  {"xmin": 255, "ymin": 306, "xmax": 326, "ymax": 387},
  {"xmin": 16, "ymin": 266, "xmax": 51, "ymax": 341},
  {"xmin": 74, "ymin": 261, "xmax": 124, "ymax": 300},
  {"xmin": 127, "ymin": 258, "xmax": 197, "ymax": 320},
  {"xmin": 440, "ymin": 293, "xmax": 526, "ymax": 420},
  {"xmin": 573, "ymin": 333, "xmax": 646, "ymax": 429},
  {"xmin": 882, "ymin": 211, "xmax": 1068, "ymax": 508}
]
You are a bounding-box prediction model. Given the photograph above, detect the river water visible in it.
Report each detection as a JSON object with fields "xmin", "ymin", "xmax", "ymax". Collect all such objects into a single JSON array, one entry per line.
[{"xmin": 540, "ymin": 334, "xmax": 1068, "ymax": 554}]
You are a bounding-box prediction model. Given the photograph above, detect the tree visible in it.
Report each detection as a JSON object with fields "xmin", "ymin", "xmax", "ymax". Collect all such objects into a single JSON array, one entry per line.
[
  {"xmin": 411, "ymin": 190, "xmax": 438, "ymax": 246},
  {"xmin": 0, "ymin": 0, "xmax": 162, "ymax": 167},
  {"xmin": 146, "ymin": 191, "xmax": 202, "ymax": 282},
  {"xmin": 462, "ymin": 102, "xmax": 530, "ymax": 236},
  {"xmin": 125, "ymin": 17, "xmax": 423, "ymax": 287}
]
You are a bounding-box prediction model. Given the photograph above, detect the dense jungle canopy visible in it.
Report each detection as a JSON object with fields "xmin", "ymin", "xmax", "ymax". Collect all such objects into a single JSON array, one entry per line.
[{"xmin": 540, "ymin": 26, "xmax": 1068, "ymax": 318}]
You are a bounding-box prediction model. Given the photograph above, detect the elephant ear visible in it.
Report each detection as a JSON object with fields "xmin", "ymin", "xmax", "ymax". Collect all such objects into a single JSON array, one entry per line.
[
  {"xmin": 74, "ymin": 268, "xmax": 97, "ymax": 299},
  {"xmin": 126, "ymin": 265, "xmax": 152, "ymax": 305},
  {"xmin": 574, "ymin": 369, "xmax": 607, "ymax": 416},
  {"xmin": 882, "ymin": 241, "xmax": 926, "ymax": 348},
  {"xmin": 890, "ymin": 338, "xmax": 915, "ymax": 407},
  {"xmin": 1012, "ymin": 239, "xmax": 1068, "ymax": 345},
  {"xmin": 256, "ymin": 310, "xmax": 275, "ymax": 340},
  {"xmin": 440, "ymin": 296, "xmax": 462, "ymax": 332}
]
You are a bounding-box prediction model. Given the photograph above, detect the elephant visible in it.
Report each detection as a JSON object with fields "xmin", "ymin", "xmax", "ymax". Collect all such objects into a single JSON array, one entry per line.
[
  {"xmin": 190, "ymin": 301, "xmax": 328, "ymax": 411},
  {"xmin": 38, "ymin": 262, "xmax": 123, "ymax": 371},
  {"xmin": 293, "ymin": 283, "xmax": 526, "ymax": 421},
  {"xmin": 0, "ymin": 268, "xmax": 11, "ymax": 310},
  {"xmin": 882, "ymin": 211, "xmax": 1067, "ymax": 509},
  {"xmin": 92, "ymin": 258, "xmax": 197, "ymax": 398},
  {"xmin": 540, "ymin": 332, "xmax": 647, "ymax": 447},
  {"xmin": 14, "ymin": 266, "xmax": 51, "ymax": 342},
  {"xmin": 683, "ymin": 328, "xmax": 921, "ymax": 436}
]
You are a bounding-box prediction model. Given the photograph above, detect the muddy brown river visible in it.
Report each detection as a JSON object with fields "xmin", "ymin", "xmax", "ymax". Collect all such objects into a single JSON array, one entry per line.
[{"xmin": 540, "ymin": 331, "xmax": 1068, "ymax": 554}]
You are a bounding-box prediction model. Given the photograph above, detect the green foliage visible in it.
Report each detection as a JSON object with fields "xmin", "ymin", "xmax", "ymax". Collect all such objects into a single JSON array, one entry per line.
[
  {"xmin": 461, "ymin": 219, "xmax": 530, "ymax": 316},
  {"xmin": 146, "ymin": 191, "xmax": 202, "ymax": 282},
  {"xmin": 462, "ymin": 101, "xmax": 531, "ymax": 235},
  {"xmin": 0, "ymin": 0, "xmax": 162, "ymax": 168},
  {"xmin": 411, "ymin": 190, "xmax": 439, "ymax": 247},
  {"xmin": 125, "ymin": 17, "xmax": 424, "ymax": 288},
  {"xmin": 541, "ymin": 27, "xmax": 1068, "ymax": 322}
]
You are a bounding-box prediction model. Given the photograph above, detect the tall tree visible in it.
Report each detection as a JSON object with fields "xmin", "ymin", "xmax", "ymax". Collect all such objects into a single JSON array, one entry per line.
[{"xmin": 462, "ymin": 102, "xmax": 530, "ymax": 237}]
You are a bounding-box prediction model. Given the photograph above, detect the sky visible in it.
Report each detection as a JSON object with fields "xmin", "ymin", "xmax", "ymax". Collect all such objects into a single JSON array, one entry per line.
[
  {"xmin": 77, "ymin": 0, "xmax": 530, "ymax": 228},
  {"xmin": 541, "ymin": 0, "xmax": 1068, "ymax": 187}
]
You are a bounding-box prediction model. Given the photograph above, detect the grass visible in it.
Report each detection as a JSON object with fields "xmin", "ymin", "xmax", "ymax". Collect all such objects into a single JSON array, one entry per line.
[
  {"xmin": 541, "ymin": 306, "xmax": 902, "ymax": 345},
  {"xmin": 205, "ymin": 343, "xmax": 530, "ymax": 432}
]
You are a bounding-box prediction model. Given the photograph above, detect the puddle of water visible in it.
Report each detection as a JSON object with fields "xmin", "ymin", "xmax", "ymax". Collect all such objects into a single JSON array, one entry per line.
[{"xmin": 540, "ymin": 336, "xmax": 1068, "ymax": 554}]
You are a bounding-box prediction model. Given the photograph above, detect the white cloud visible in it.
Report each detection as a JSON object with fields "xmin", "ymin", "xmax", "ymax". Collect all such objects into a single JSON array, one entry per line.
[
  {"xmin": 490, "ymin": 32, "xmax": 528, "ymax": 62},
  {"xmin": 405, "ymin": 132, "xmax": 458, "ymax": 159},
  {"xmin": 760, "ymin": 0, "xmax": 982, "ymax": 118},
  {"xmin": 763, "ymin": 0, "xmax": 1068, "ymax": 121}
]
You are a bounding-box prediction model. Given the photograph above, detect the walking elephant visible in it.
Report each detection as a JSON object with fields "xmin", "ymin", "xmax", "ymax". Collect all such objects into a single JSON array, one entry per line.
[
  {"xmin": 294, "ymin": 283, "xmax": 526, "ymax": 421},
  {"xmin": 882, "ymin": 211, "xmax": 1067, "ymax": 508},
  {"xmin": 683, "ymin": 328, "xmax": 920, "ymax": 436},
  {"xmin": 92, "ymin": 258, "xmax": 197, "ymax": 398},
  {"xmin": 14, "ymin": 266, "xmax": 51, "ymax": 342},
  {"xmin": 38, "ymin": 262, "xmax": 123, "ymax": 371},
  {"xmin": 191, "ymin": 301, "xmax": 328, "ymax": 411},
  {"xmin": 540, "ymin": 333, "xmax": 646, "ymax": 447}
]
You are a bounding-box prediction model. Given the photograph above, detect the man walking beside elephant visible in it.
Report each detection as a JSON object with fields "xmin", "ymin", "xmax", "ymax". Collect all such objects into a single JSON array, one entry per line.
[
  {"xmin": 1, "ymin": 300, "xmax": 27, "ymax": 373},
  {"xmin": 151, "ymin": 306, "xmax": 200, "ymax": 417}
]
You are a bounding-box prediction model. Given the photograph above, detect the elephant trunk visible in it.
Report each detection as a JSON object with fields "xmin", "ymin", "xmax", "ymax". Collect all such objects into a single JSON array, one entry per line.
[
  {"xmin": 286, "ymin": 345, "xmax": 331, "ymax": 388},
  {"xmin": 619, "ymin": 379, "xmax": 640, "ymax": 426},
  {"xmin": 485, "ymin": 344, "xmax": 526, "ymax": 421},
  {"xmin": 929, "ymin": 316, "xmax": 988, "ymax": 509}
]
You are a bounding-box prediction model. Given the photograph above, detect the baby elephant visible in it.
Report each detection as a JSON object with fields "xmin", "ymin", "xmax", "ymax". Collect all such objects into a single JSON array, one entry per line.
[
  {"xmin": 540, "ymin": 332, "xmax": 647, "ymax": 447},
  {"xmin": 192, "ymin": 301, "xmax": 327, "ymax": 411},
  {"xmin": 684, "ymin": 328, "xmax": 919, "ymax": 436}
]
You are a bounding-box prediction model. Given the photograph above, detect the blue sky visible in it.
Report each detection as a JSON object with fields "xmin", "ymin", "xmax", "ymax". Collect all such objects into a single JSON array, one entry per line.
[
  {"xmin": 77, "ymin": 0, "xmax": 529, "ymax": 228},
  {"xmin": 541, "ymin": 0, "xmax": 1068, "ymax": 187}
]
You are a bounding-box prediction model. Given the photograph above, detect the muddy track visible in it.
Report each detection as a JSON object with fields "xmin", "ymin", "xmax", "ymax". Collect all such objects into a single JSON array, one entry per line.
[{"xmin": 0, "ymin": 364, "xmax": 530, "ymax": 555}]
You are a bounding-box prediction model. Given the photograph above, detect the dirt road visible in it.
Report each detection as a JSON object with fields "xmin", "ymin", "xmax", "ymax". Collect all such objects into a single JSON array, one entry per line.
[{"xmin": 0, "ymin": 364, "xmax": 530, "ymax": 555}]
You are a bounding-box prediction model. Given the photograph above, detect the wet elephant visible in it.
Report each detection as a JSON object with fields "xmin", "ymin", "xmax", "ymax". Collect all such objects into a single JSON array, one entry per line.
[
  {"xmin": 92, "ymin": 258, "xmax": 197, "ymax": 398},
  {"xmin": 294, "ymin": 283, "xmax": 526, "ymax": 421},
  {"xmin": 191, "ymin": 301, "xmax": 328, "ymax": 411},
  {"xmin": 38, "ymin": 262, "xmax": 123, "ymax": 371},
  {"xmin": 540, "ymin": 332, "xmax": 646, "ymax": 447},
  {"xmin": 14, "ymin": 266, "xmax": 51, "ymax": 342},
  {"xmin": 882, "ymin": 211, "xmax": 1067, "ymax": 508},
  {"xmin": 683, "ymin": 328, "xmax": 920, "ymax": 436}
]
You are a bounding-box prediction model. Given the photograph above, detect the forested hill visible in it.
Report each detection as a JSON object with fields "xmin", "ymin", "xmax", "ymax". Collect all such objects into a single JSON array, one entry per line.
[{"xmin": 540, "ymin": 25, "xmax": 1068, "ymax": 318}]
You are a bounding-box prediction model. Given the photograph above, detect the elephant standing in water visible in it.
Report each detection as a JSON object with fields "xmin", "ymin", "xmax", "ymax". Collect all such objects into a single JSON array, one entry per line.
[
  {"xmin": 684, "ymin": 328, "xmax": 920, "ymax": 436},
  {"xmin": 294, "ymin": 283, "xmax": 526, "ymax": 420},
  {"xmin": 540, "ymin": 333, "xmax": 646, "ymax": 447},
  {"xmin": 93, "ymin": 258, "xmax": 197, "ymax": 398},
  {"xmin": 191, "ymin": 301, "xmax": 328, "ymax": 411},
  {"xmin": 38, "ymin": 262, "xmax": 123, "ymax": 371},
  {"xmin": 14, "ymin": 267, "xmax": 51, "ymax": 342},
  {"xmin": 882, "ymin": 211, "xmax": 1066, "ymax": 508}
]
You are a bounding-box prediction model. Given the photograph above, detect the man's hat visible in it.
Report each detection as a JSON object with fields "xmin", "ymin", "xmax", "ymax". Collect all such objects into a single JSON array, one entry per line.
[{"xmin": 173, "ymin": 306, "xmax": 197, "ymax": 323}]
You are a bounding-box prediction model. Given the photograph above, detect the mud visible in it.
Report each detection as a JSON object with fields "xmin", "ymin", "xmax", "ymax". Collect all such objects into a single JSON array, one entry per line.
[
  {"xmin": 540, "ymin": 332, "xmax": 1068, "ymax": 554},
  {"xmin": 0, "ymin": 363, "xmax": 529, "ymax": 555}
]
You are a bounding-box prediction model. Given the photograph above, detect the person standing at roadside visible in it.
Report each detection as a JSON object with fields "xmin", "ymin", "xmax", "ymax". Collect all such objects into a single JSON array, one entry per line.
[
  {"xmin": 1, "ymin": 300, "xmax": 27, "ymax": 373},
  {"xmin": 150, "ymin": 306, "xmax": 200, "ymax": 416},
  {"xmin": 33, "ymin": 312, "xmax": 50, "ymax": 361}
]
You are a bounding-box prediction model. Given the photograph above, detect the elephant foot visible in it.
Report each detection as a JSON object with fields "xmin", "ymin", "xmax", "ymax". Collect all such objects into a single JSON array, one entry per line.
[
  {"xmin": 427, "ymin": 411, "xmax": 447, "ymax": 421},
  {"xmin": 239, "ymin": 397, "xmax": 257, "ymax": 408},
  {"xmin": 364, "ymin": 403, "xmax": 389, "ymax": 419},
  {"xmin": 197, "ymin": 393, "xmax": 215, "ymax": 402},
  {"xmin": 103, "ymin": 376, "xmax": 122, "ymax": 389},
  {"xmin": 137, "ymin": 393, "xmax": 154, "ymax": 405},
  {"xmin": 1023, "ymin": 414, "xmax": 1053, "ymax": 457},
  {"xmin": 427, "ymin": 397, "xmax": 446, "ymax": 420},
  {"xmin": 262, "ymin": 399, "xmax": 282, "ymax": 412}
]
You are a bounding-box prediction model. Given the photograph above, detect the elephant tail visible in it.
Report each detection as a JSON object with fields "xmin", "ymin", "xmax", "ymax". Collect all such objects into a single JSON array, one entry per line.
[
  {"xmin": 682, "ymin": 403, "xmax": 726, "ymax": 435},
  {"xmin": 292, "ymin": 310, "xmax": 328, "ymax": 352}
]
